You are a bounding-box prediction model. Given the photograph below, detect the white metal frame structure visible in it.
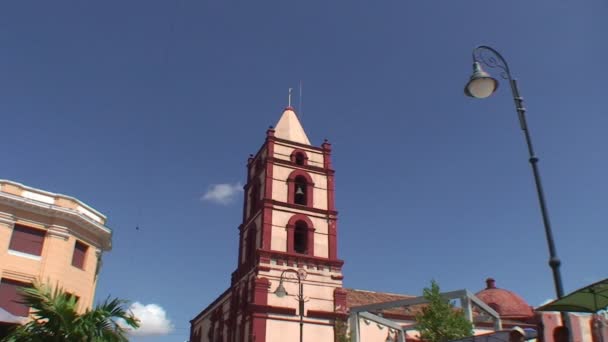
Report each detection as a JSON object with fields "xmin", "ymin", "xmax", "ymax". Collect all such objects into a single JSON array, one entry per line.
[{"xmin": 348, "ymin": 289, "xmax": 503, "ymax": 342}]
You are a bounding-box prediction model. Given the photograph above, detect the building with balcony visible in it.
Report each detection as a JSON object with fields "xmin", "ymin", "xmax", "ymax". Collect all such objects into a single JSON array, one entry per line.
[{"xmin": 0, "ymin": 179, "xmax": 112, "ymax": 328}]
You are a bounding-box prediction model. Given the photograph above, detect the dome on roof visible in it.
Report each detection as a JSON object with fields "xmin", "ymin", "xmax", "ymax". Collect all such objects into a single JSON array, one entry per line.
[{"xmin": 475, "ymin": 278, "xmax": 534, "ymax": 319}]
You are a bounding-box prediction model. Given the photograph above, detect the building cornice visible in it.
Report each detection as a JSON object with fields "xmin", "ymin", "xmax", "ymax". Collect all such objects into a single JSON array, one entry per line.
[
  {"xmin": 0, "ymin": 180, "xmax": 107, "ymax": 221},
  {"xmin": 0, "ymin": 193, "xmax": 112, "ymax": 250}
]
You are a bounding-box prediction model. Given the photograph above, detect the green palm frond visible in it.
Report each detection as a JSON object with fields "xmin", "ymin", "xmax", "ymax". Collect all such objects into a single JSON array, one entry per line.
[{"xmin": 2, "ymin": 282, "xmax": 139, "ymax": 342}]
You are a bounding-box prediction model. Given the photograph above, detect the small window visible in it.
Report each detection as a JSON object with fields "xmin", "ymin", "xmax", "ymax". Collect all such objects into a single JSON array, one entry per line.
[
  {"xmin": 72, "ymin": 241, "xmax": 88, "ymax": 269},
  {"xmin": 0, "ymin": 279, "xmax": 31, "ymax": 317},
  {"xmin": 9, "ymin": 224, "xmax": 45, "ymax": 257},
  {"xmin": 294, "ymin": 221, "xmax": 308, "ymax": 254},
  {"xmin": 294, "ymin": 152, "xmax": 305, "ymax": 166},
  {"xmin": 294, "ymin": 176, "xmax": 307, "ymax": 205}
]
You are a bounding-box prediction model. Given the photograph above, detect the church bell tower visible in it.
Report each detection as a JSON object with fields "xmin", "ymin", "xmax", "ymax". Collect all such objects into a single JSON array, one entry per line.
[{"xmin": 190, "ymin": 106, "xmax": 346, "ymax": 342}]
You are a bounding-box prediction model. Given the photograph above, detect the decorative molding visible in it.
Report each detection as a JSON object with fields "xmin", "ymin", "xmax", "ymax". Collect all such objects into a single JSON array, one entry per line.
[
  {"xmin": 307, "ymin": 310, "xmax": 348, "ymax": 320},
  {"xmin": 249, "ymin": 304, "xmax": 296, "ymax": 315},
  {"xmin": 258, "ymin": 249, "xmax": 344, "ymax": 269},
  {"xmin": 0, "ymin": 179, "xmax": 107, "ymax": 220},
  {"xmin": 0, "ymin": 193, "xmax": 111, "ymax": 250},
  {"xmin": 258, "ymin": 265, "xmax": 271, "ymax": 272},
  {"xmin": 268, "ymin": 199, "xmax": 339, "ymax": 216},
  {"xmin": 0, "ymin": 212, "xmax": 16, "ymax": 226},
  {"xmin": 47, "ymin": 225, "xmax": 70, "ymax": 240},
  {"xmin": 8, "ymin": 249, "xmax": 42, "ymax": 261},
  {"xmin": 1, "ymin": 269, "xmax": 37, "ymax": 283},
  {"xmin": 273, "ymin": 137, "xmax": 324, "ymax": 152},
  {"xmin": 268, "ymin": 156, "xmax": 334, "ymax": 175}
]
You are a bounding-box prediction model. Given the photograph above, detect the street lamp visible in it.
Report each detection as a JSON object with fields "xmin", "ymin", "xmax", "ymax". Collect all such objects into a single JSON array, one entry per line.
[
  {"xmin": 464, "ymin": 45, "xmax": 565, "ymax": 300},
  {"xmin": 273, "ymin": 269, "xmax": 305, "ymax": 342}
]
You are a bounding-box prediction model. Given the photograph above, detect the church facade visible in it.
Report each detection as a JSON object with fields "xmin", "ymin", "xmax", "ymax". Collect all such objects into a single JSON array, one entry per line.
[
  {"xmin": 190, "ymin": 107, "xmax": 607, "ymax": 342},
  {"xmin": 190, "ymin": 107, "xmax": 347, "ymax": 342}
]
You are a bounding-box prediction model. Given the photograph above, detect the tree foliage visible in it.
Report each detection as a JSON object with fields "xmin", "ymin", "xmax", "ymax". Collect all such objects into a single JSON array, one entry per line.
[
  {"xmin": 415, "ymin": 280, "xmax": 473, "ymax": 342},
  {"xmin": 2, "ymin": 282, "xmax": 139, "ymax": 342},
  {"xmin": 335, "ymin": 319, "xmax": 350, "ymax": 342}
]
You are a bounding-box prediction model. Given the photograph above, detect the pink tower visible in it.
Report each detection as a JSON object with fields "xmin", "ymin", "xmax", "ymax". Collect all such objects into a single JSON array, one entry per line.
[{"xmin": 190, "ymin": 107, "xmax": 346, "ymax": 342}]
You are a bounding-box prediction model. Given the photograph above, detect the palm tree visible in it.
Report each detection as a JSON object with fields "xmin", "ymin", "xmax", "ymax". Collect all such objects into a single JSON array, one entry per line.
[{"xmin": 2, "ymin": 282, "xmax": 139, "ymax": 342}]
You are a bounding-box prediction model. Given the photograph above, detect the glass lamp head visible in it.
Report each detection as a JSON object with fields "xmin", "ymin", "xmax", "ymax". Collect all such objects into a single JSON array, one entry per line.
[
  {"xmin": 465, "ymin": 62, "xmax": 499, "ymax": 98},
  {"xmin": 274, "ymin": 282, "xmax": 288, "ymax": 298}
]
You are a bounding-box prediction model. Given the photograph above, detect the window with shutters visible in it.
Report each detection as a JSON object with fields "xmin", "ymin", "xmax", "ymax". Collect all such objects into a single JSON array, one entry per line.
[
  {"xmin": 72, "ymin": 241, "xmax": 88, "ymax": 269},
  {"xmin": 0, "ymin": 278, "xmax": 31, "ymax": 317},
  {"xmin": 8, "ymin": 224, "xmax": 46, "ymax": 259}
]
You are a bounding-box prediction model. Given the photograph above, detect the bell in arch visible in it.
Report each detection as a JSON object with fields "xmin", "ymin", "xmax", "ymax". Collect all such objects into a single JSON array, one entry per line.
[{"xmin": 296, "ymin": 185, "xmax": 305, "ymax": 195}]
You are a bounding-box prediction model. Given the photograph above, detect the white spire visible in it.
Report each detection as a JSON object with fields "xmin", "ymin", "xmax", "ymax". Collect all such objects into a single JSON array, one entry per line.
[{"xmin": 274, "ymin": 107, "xmax": 310, "ymax": 145}]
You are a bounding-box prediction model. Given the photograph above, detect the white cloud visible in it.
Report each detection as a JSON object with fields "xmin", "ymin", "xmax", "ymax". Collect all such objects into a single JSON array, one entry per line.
[
  {"xmin": 124, "ymin": 302, "xmax": 174, "ymax": 337},
  {"xmin": 201, "ymin": 182, "xmax": 243, "ymax": 205}
]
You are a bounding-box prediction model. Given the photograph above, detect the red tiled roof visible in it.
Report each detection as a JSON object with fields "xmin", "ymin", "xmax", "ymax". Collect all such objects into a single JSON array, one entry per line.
[
  {"xmin": 345, "ymin": 288, "xmax": 413, "ymax": 308},
  {"xmin": 345, "ymin": 288, "xmax": 426, "ymax": 316}
]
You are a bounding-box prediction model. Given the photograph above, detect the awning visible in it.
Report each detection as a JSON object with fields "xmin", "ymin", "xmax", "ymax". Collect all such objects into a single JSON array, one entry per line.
[{"xmin": 537, "ymin": 278, "xmax": 608, "ymax": 313}]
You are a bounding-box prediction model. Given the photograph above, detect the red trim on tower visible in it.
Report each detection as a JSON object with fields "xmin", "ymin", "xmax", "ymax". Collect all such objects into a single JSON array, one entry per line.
[
  {"xmin": 242, "ymin": 156, "xmax": 254, "ymax": 223},
  {"xmin": 322, "ymin": 139, "xmax": 332, "ymax": 168},
  {"xmin": 237, "ymin": 228, "xmax": 244, "ymax": 272},
  {"xmin": 252, "ymin": 277, "xmax": 269, "ymax": 305},
  {"xmin": 323, "ymin": 140, "xmax": 336, "ymax": 213},
  {"xmin": 250, "ymin": 277, "xmax": 270, "ymax": 342},
  {"xmin": 334, "ymin": 288, "xmax": 348, "ymax": 313},
  {"xmin": 260, "ymin": 130, "xmax": 275, "ymax": 263},
  {"xmin": 265, "ymin": 128, "xmax": 275, "ymax": 200},
  {"xmin": 328, "ymin": 218, "xmax": 338, "ymax": 260}
]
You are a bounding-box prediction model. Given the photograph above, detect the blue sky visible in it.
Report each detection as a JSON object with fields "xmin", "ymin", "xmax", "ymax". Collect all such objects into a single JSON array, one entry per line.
[{"xmin": 1, "ymin": 1, "xmax": 607, "ymax": 341}]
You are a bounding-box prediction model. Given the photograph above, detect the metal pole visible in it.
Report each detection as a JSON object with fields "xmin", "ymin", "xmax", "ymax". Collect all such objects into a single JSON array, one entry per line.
[
  {"xmin": 472, "ymin": 45, "xmax": 565, "ymax": 300},
  {"xmin": 299, "ymin": 281, "xmax": 304, "ymax": 342},
  {"xmin": 277, "ymin": 269, "xmax": 305, "ymax": 342},
  {"xmin": 509, "ymin": 78, "xmax": 565, "ymax": 299}
]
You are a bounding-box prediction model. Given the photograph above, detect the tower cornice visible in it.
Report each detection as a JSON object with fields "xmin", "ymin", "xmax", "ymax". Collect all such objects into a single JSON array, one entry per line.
[{"xmin": 257, "ymin": 249, "xmax": 344, "ymax": 269}]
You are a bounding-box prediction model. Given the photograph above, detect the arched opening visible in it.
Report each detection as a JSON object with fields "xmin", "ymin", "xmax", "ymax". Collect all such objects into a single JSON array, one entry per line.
[
  {"xmin": 294, "ymin": 176, "xmax": 307, "ymax": 205},
  {"xmin": 294, "ymin": 221, "xmax": 308, "ymax": 254},
  {"xmin": 290, "ymin": 150, "xmax": 308, "ymax": 166},
  {"xmin": 294, "ymin": 152, "xmax": 306, "ymax": 166}
]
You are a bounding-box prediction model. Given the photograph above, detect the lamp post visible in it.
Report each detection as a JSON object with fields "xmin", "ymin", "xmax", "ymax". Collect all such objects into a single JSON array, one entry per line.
[
  {"xmin": 273, "ymin": 269, "xmax": 305, "ymax": 342},
  {"xmin": 464, "ymin": 45, "xmax": 565, "ymax": 300}
]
